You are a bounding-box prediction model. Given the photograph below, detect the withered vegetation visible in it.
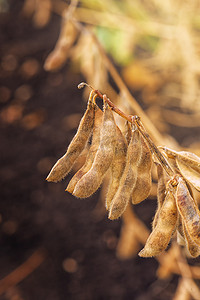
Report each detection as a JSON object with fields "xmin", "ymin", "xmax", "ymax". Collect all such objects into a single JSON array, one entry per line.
[
  {"xmin": 47, "ymin": 84, "xmax": 200, "ymax": 261},
  {"xmin": 46, "ymin": 81, "xmax": 200, "ymax": 297}
]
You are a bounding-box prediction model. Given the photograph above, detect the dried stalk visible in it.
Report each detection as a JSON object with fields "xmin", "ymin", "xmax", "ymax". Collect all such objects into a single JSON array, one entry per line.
[
  {"xmin": 176, "ymin": 247, "xmax": 200, "ymax": 300},
  {"xmin": 0, "ymin": 248, "xmax": 46, "ymax": 295}
]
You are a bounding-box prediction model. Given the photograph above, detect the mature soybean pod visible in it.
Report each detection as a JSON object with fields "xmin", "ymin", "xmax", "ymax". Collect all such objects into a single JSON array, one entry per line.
[
  {"xmin": 108, "ymin": 130, "xmax": 141, "ymax": 220},
  {"xmin": 106, "ymin": 126, "xmax": 128, "ymax": 210},
  {"xmin": 66, "ymin": 105, "xmax": 103, "ymax": 193},
  {"xmin": 132, "ymin": 136, "xmax": 152, "ymax": 204},
  {"xmin": 44, "ymin": 19, "xmax": 77, "ymax": 71},
  {"xmin": 182, "ymin": 221, "xmax": 200, "ymax": 258},
  {"xmin": 176, "ymin": 178, "xmax": 200, "ymax": 247},
  {"xmin": 176, "ymin": 152, "xmax": 200, "ymax": 192},
  {"xmin": 152, "ymin": 164, "xmax": 166, "ymax": 229},
  {"xmin": 139, "ymin": 187, "xmax": 177, "ymax": 257},
  {"xmin": 160, "ymin": 147, "xmax": 180, "ymax": 174},
  {"xmin": 124, "ymin": 121, "xmax": 132, "ymax": 145},
  {"xmin": 46, "ymin": 95, "xmax": 95, "ymax": 182},
  {"xmin": 73, "ymin": 102, "xmax": 117, "ymax": 198},
  {"xmin": 163, "ymin": 148, "xmax": 200, "ymax": 173},
  {"xmin": 163, "ymin": 148, "xmax": 200, "ymax": 191},
  {"xmin": 176, "ymin": 215, "xmax": 186, "ymax": 246}
]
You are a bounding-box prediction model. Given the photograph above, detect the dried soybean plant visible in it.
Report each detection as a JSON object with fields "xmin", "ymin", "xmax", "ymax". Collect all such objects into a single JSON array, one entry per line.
[
  {"xmin": 47, "ymin": 82, "xmax": 200, "ymax": 261},
  {"xmin": 46, "ymin": 82, "xmax": 200, "ymax": 298}
]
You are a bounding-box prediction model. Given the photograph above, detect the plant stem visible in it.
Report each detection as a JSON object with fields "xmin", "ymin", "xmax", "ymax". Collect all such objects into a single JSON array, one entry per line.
[
  {"xmin": 133, "ymin": 116, "xmax": 174, "ymax": 177},
  {"xmin": 79, "ymin": 82, "xmax": 174, "ymax": 177},
  {"xmin": 78, "ymin": 82, "xmax": 132, "ymax": 122}
]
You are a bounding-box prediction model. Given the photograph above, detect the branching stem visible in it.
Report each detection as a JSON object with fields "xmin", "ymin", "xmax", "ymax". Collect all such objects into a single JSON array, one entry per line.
[
  {"xmin": 78, "ymin": 82, "xmax": 174, "ymax": 177},
  {"xmin": 78, "ymin": 82, "xmax": 132, "ymax": 122}
]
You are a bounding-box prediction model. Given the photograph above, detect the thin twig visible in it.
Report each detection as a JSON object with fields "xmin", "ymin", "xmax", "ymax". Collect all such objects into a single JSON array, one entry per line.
[
  {"xmin": 176, "ymin": 247, "xmax": 200, "ymax": 300},
  {"xmin": 133, "ymin": 116, "xmax": 174, "ymax": 177},
  {"xmin": 65, "ymin": 0, "xmax": 79, "ymax": 17},
  {"xmin": 78, "ymin": 82, "xmax": 133, "ymax": 122},
  {"xmin": 0, "ymin": 248, "xmax": 46, "ymax": 295}
]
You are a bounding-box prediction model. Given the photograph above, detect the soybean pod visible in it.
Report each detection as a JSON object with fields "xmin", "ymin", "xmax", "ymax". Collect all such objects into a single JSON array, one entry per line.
[
  {"xmin": 106, "ymin": 126, "xmax": 127, "ymax": 210},
  {"xmin": 139, "ymin": 186, "xmax": 177, "ymax": 257},
  {"xmin": 124, "ymin": 121, "xmax": 132, "ymax": 145},
  {"xmin": 152, "ymin": 163, "xmax": 167, "ymax": 229},
  {"xmin": 176, "ymin": 178, "xmax": 200, "ymax": 247},
  {"xmin": 44, "ymin": 17, "xmax": 77, "ymax": 71},
  {"xmin": 46, "ymin": 91, "xmax": 95, "ymax": 182},
  {"xmin": 108, "ymin": 129, "xmax": 141, "ymax": 220},
  {"xmin": 73, "ymin": 101, "xmax": 117, "ymax": 198},
  {"xmin": 66, "ymin": 105, "xmax": 103, "ymax": 193},
  {"xmin": 132, "ymin": 136, "xmax": 152, "ymax": 204},
  {"xmin": 182, "ymin": 221, "xmax": 200, "ymax": 258}
]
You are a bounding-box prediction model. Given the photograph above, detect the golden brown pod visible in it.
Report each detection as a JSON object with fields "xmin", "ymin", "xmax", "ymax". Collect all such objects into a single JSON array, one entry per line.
[
  {"xmin": 124, "ymin": 121, "xmax": 132, "ymax": 145},
  {"xmin": 163, "ymin": 148, "xmax": 200, "ymax": 172},
  {"xmin": 73, "ymin": 102, "xmax": 117, "ymax": 198},
  {"xmin": 66, "ymin": 105, "xmax": 103, "ymax": 193},
  {"xmin": 139, "ymin": 185, "xmax": 177, "ymax": 257},
  {"xmin": 106, "ymin": 126, "xmax": 127, "ymax": 210},
  {"xmin": 132, "ymin": 136, "xmax": 152, "ymax": 204},
  {"xmin": 177, "ymin": 151, "xmax": 200, "ymax": 171},
  {"xmin": 162, "ymin": 147, "xmax": 200, "ymax": 191},
  {"xmin": 152, "ymin": 163, "xmax": 167, "ymax": 229},
  {"xmin": 44, "ymin": 15, "xmax": 77, "ymax": 71},
  {"xmin": 182, "ymin": 221, "xmax": 200, "ymax": 258},
  {"xmin": 159, "ymin": 147, "xmax": 181, "ymax": 174},
  {"xmin": 108, "ymin": 130, "xmax": 141, "ymax": 220},
  {"xmin": 176, "ymin": 152, "xmax": 200, "ymax": 192},
  {"xmin": 176, "ymin": 215, "xmax": 186, "ymax": 246},
  {"xmin": 46, "ymin": 93, "xmax": 95, "ymax": 182},
  {"xmin": 176, "ymin": 178, "xmax": 200, "ymax": 247}
]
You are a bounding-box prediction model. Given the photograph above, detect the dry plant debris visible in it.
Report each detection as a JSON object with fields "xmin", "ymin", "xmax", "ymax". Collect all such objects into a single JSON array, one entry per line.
[
  {"xmin": 0, "ymin": 248, "xmax": 46, "ymax": 296},
  {"xmin": 27, "ymin": 0, "xmax": 200, "ymax": 115},
  {"xmin": 47, "ymin": 83, "xmax": 200, "ymax": 261}
]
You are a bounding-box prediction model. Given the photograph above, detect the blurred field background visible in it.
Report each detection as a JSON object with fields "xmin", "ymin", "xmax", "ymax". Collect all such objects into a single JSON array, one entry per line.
[{"xmin": 1, "ymin": 0, "xmax": 200, "ymax": 299}]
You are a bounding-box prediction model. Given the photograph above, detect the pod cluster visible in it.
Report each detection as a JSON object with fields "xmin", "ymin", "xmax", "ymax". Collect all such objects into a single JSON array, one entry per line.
[
  {"xmin": 46, "ymin": 94, "xmax": 200, "ymax": 258},
  {"xmin": 47, "ymin": 92, "xmax": 152, "ymax": 219},
  {"xmin": 139, "ymin": 149, "xmax": 200, "ymax": 258}
]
